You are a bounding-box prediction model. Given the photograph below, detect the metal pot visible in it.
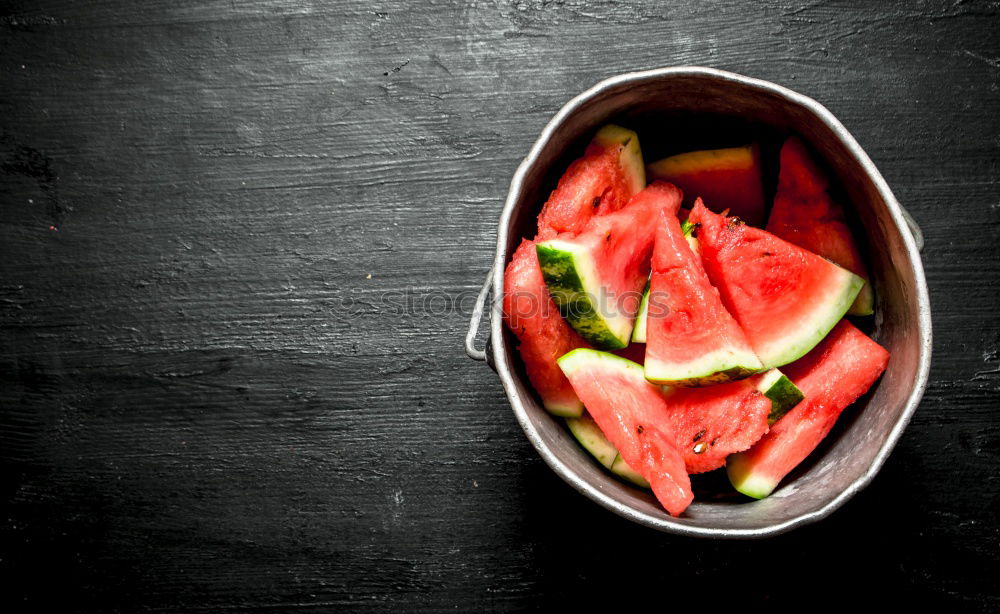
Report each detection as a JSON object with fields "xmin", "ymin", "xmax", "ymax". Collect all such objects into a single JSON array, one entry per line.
[{"xmin": 465, "ymin": 66, "xmax": 931, "ymax": 538}]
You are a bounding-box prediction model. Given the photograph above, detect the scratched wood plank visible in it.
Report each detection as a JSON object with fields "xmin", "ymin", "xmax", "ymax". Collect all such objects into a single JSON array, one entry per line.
[{"xmin": 1, "ymin": 0, "xmax": 998, "ymax": 611}]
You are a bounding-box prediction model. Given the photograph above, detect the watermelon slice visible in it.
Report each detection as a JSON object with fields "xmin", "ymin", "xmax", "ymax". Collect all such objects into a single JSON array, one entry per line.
[
  {"xmin": 766, "ymin": 137, "xmax": 874, "ymax": 315},
  {"xmin": 660, "ymin": 371, "xmax": 792, "ymax": 474},
  {"xmin": 536, "ymin": 125, "xmax": 645, "ymax": 240},
  {"xmin": 502, "ymin": 239, "xmax": 590, "ymax": 416},
  {"xmin": 689, "ymin": 200, "xmax": 864, "ymax": 369},
  {"xmin": 536, "ymin": 182, "xmax": 683, "ymax": 350},
  {"xmin": 727, "ymin": 320, "xmax": 890, "ymax": 499},
  {"xmin": 646, "ymin": 145, "xmax": 766, "ymax": 226},
  {"xmin": 565, "ymin": 415, "xmax": 649, "ymax": 487},
  {"xmin": 644, "ymin": 202, "xmax": 763, "ymax": 386},
  {"xmin": 557, "ymin": 349, "xmax": 693, "ymax": 516},
  {"xmin": 631, "ymin": 217, "xmax": 698, "ymax": 344}
]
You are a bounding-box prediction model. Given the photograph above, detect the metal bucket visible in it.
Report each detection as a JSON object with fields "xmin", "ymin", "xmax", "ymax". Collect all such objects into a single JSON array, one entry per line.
[{"xmin": 466, "ymin": 67, "xmax": 931, "ymax": 538}]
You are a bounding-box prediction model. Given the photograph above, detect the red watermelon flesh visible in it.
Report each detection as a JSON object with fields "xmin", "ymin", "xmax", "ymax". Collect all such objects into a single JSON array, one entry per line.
[
  {"xmin": 644, "ymin": 201, "xmax": 762, "ymax": 386},
  {"xmin": 502, "ymin": 239, "xmax": 590, "ymax": 416},
  {"xmin": 646, "ymin": 145, "xmax": 766, "ymax": 226},
  {"xmin": 558, "ymin": 349, "xmax": 693, "ymax": 516},
  {"xmin": 535, "ymin": 128, "xmax": 641, "ymax": 240},
  {"xmin": 727, "ymin": 320, "xmax": 890, "ymax": 498},
  {"xmin": 766, "ymin": 137, "xmax": 874, "ymax": 315},
  {"xmin": 688, "ymin": 200, "xmax": 864, "ymax": 369},
  {"xmin": 661, "ymin": 375, "xmax": 772, "ymax": 474}
]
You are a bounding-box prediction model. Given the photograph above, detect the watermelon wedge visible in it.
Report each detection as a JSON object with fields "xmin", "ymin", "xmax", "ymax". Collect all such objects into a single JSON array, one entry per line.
[
  {"xmin": 660, "ymin": 370, "xmax": 794, "ymax": 474},
  {"xmin": 631, "ymin": 217, "xmax": 698, "ymax": 344},
  {"xmin": 646, "ymin": 145, "xmax": 766, "ymax": 226},
  {"xmin": 557, "ymin": 349, "xmax": 693, "ymax": 516},
  {"xmin": 537, "ymin": 182, "xmax": 683, "ymax": 350},
  {"xmin": 566, "ymin": 415, "xmax": 649, "ymax": 487},
  {"xmin": 689, "ymin": 200, "xmax": 864, "ymax": 369},
  {"xmin": 644, "ymin": 202, "xmax": 763, "ymax": 386},
  {"xmin": 502, "ymin": 239, "xmax": 589, "ymax": 416},
  {"xmin": 766, "ymin": 137, "xmax": 874, "ymax": 315},
  {"xmin": 536, "ymin": 125, "xmax": 645, "ymax": 240},
  {"xmin": 727, "ymin": 320, "xmax": 890, "ymax": 499}
]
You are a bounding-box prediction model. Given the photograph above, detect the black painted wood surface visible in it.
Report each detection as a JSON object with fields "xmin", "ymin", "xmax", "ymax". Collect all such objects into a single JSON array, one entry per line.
[{"xmin": 1, "ymin": 1, "xmax": 998, "ymax": 611}]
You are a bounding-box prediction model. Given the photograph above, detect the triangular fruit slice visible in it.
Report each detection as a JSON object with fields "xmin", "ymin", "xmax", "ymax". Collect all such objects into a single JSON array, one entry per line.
[
  {"xmin": 537, "ymin": 182, "xmax": 683, "ymax": 350},
  {"xmin": 644, "ymin": 202, "xmax": 763, "ymax": 386},
  {"xmin": 766, "ymin": 137, "xmax": 874, "ymax": 315},
  {"xmin": 536, "ymin": 125, "xmax": 645, "ymax": 240},
  {"xmin": 566, "ymin": 415, "xmax": 649, "ymax": 488},
  {"xmin": 727, "ymin": 320, "xmax": 889, "ymax": 499},
  {"xmin": 689, "ymin": 200, "xmax": 864, "ymax": 369},
  {"xmin": 502, "ymin": 239, "xmax": 589, "ymax": 416},
  {"xmin": 646, "ymin": 145, "xmax": 766, "ymax": 226},
  {"xmin": 660, "ymin": 369, "xmax": 798, "ymax": 474},
  {"xmin": 558, "ymin": 349, "xmax": 693, "ymax": 516},
  {"xmin": 631, "ymin": 217, "xmax": 698, "ymax": 343}
]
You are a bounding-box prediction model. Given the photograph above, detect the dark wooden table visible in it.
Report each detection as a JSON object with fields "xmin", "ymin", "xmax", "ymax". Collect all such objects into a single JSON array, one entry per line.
[{"xmin": 2, "ymin": 1, "xmax": 998, "ymax": 611}]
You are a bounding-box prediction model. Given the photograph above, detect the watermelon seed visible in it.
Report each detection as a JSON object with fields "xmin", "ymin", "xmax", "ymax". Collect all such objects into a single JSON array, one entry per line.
[
  {"xmin": 693, "ymin": 442, "xmax": 707, "ymax": 454},
  {"xmin": 592, "ymin": 197, "xmax": 601, "ymax": 209},
  {"xmin": 636, "ymin": 425, "xmax": 645, "ymax": 434},
  {"xmin": 693, "ymin": 428, "xmax": 706, "ymax": 442}
]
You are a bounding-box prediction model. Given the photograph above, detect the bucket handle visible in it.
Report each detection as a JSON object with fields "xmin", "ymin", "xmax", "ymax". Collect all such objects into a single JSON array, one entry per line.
[{"xmin": 465, "ymin": 268, "xmax": 495, "ymax": 369}]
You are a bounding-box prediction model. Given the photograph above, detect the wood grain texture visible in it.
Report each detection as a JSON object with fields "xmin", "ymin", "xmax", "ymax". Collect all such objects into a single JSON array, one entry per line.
[{"xmin": 1, "ymin": 0, "xmax": 998, "ymax": 611}]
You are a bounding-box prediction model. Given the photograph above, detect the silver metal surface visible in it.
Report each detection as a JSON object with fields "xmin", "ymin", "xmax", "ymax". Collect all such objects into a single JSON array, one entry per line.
[
  {"xmin": 465, "ymin": 269, "xmax": 493, "ymax": 362},
  {"xmin": 472, "ymin": 66, "xmax": 932, "ymax": 538}
]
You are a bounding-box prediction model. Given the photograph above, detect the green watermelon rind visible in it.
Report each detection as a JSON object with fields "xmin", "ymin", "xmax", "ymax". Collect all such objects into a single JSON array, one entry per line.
[
  {"xmin": 611, "ymin": 453, "xmax": 650, "ymax": 488},
  {"xmin": 543, "ymin": 398, "xmax": 585, "ymax": 418},
  {"xmin": 536, "ymin": 241, "xmax": 632, "ymax": 350},
  {"xmin": 756, "ymin": 368, "xmax": 805, "ymax": 424},
  {"xmin": 848, "ymin": 282, "xmax": 875, "ymax": 317},
  {"xmin": 566, "ymin": 415, "xmax": 650, "ymax": 488},
  {"xmin": 559, "ymin": 347, "xmax": 643, "ymax": 377},
  {"xmin": 630, "ymin": 220, "xmax": 698, "ymax": 344},
  {"xmin": 645, "ymin": 347, "xmax": 762, "ymax": 388},
  {"xmin": 631, "ymin": 279, "xmax": 651, "ymax": 343},
  {"xmin": 592, "ymin": 124, "xmax": 646, "ymax": 196},
  {"xmin": 755, "ymin": 267, "xmax": 865, "ymax": 369},
  {"xmin": 726, "ymin": 453, "xmax": 779, "ymax": 499},
  {"xmin": 565, "ymin": 416, "xmax": 617, "ymax": 469}
]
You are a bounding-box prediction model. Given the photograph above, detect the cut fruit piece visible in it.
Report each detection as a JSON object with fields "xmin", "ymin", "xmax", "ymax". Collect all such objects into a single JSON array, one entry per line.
[
  {"xmin": 727, "ymin": 321, "xmax": 890, "ymax": 499},
  {"xmin": 557, "ymin": 349, "xmax": 693, "ymax": 516},
  {"xmin": 646, "ymin": 145, "xmax": 766, "ymax": 226},
  {"xmin": 757, "ymin": 368, "xmax": 805, "ymax": 425},
  {"xmin": 566, "ymin": 415, "xmax": 649, "ymax": 487},
  {"xmin": 537, "ymin": 182, "xmax": 683, "ymax": 350},
  {"xmin": 659, "ymin": 374, "xmax": 773, "ymax": 474},
  {"xmin": 644, "ymin": 202, "xmax": 763, "ymax": 386},
  {"xmin": 502, "ymin": 239, "xmax": 589, "ymax": 416},
  {"xmin": 631, "ymin": 217, "xmax": 699, "ymax": 344},
  {"xmin": 592, "ymin": 124, "xmax": 646, "ymax": 196},
  {"xmin": 535, "ymin": 124, "xmax": 645, "ymax": 240},
  {"xmin": 689, "ymin": 200, "xmax": 864, "ymax": 369},
  {"xmin": 766, "ymin": 137, "xmax": 874, "ymax": 315}
]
